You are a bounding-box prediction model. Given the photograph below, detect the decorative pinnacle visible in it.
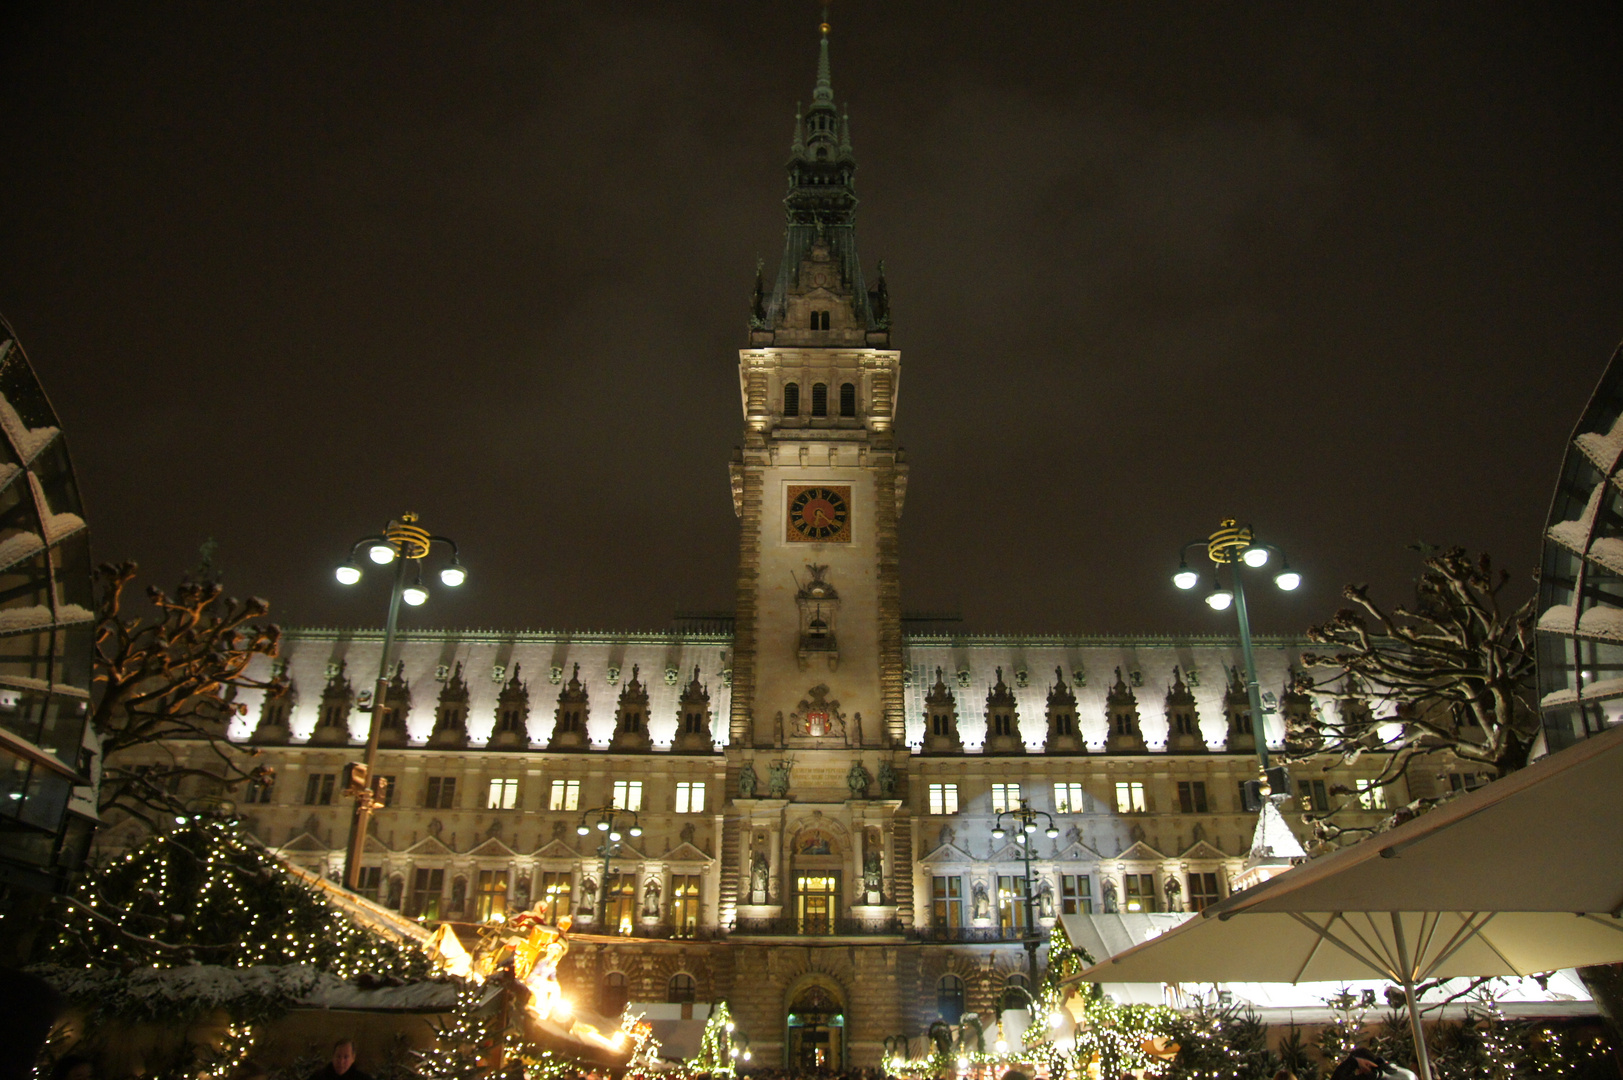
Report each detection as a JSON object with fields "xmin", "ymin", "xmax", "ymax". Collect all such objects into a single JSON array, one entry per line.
[{"xmin": 813, "ymin": 8, "xmax": 834, "ymax": 106}]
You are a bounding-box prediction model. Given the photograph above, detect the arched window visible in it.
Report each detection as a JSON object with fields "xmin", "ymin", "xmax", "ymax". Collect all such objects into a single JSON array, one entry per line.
[
  {"xmin": 936, "ymin": 974, "xmax": 965, "ymax": 1020},
  {"xmin": 932, "ymin": 712, "xmax": 950, "ymax": 735},
  {"xmin": 811, "ymin": 383, "xmax": 829, "ymax": 417},
  {"xmin": 1000, "ymin": 973, "xmax": 1032, "ymax": 1011},
  {"xmin": 839, "ymin": 382, "xmax": 856, "ymax": 417},
  {"xmin": 784, "ymin": 382, "xmax": 800, "ymax": 417},
  {"xmin": 668, "ymin": 973, "xmax": 696, "ymax": 1003},
  {"xmin": 601, "ymin": 971, "xmax": 630, "ymax": 1015}
]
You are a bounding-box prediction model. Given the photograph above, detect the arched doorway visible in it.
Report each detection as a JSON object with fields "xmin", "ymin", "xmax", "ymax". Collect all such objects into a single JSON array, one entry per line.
[{"xmin": 786, "ymin": 982, "xmax": 845, "ymax": 1071}]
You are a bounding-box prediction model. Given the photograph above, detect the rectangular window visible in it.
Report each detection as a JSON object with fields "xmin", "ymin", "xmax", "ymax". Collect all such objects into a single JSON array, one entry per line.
[
  {"xmin": 611, "ymin": 780, "xmax": 643, "ymax": 811},
  {"xmin": 1060, "ymin": 874, "xmax": 1092, "ymax": 915},
  {"xmin": 538, "ymin": 871, "xmax": 572, "ymax": 922},
  {"xmin": 1188, "ymin": 872, "xmax": 1222, "ymax": 912},
  {"xmin": 932, "ymin": 875, "xmax": 964, "ymax": 927},
  {"xmin": 304, "ymin": 773, "xmax": 335, "ymax": 806},
  {"xmin": 1177, "ymin": 781, "xmax": 1208, "ymax": 814},
  {"xmin": 409, "ymin": 868, "xmax": 444, "ymax": 919},
  {"xmin": 476, "ymin": 869, "xmax": 508, "ymax": 920},
  {"xmin": 487, "ymin": 778, "xmax": 519, "ymax": 810},
  {"xmin": 991, "ymin": 783, "xmax": 1021, "ymax": 814},
  {"xmin": 928, "ymin": 783, "xmax": 959, "ymax": 815},
  {"xmin": 1358, "ymin": 784, "xmax": 1388, "ymax": 810},
  {"xmin": 425, "ymin": 776, "xmax": 457, "ymax": 809},
  {"xmin": 1297, "ymin": 779, "xmax": 1329, "ymax": 812},
  {"xmin": 671, "ymin": 874, "xmax": 702, "ymax": 937},
  {"xmin": 378, "ymin": 775, "xmax": 396, "ymax": 807},
  {"xmin": 996, "ymin": 875, "xmax": 1029, "ymax": 932},
  {"xmin": 1115, "ymin": 781, "xmax": 1146, "ymax": 813},
  {"xmin": 604, "ymin": 873, "xmax": 637, "ymax": 933},
  {"xmin": 1053, "ymin": 782, "xmax": 1087, "ymax": 814},
  {"xmin": 245, "ymin": 776, "xmax": 276, "ymax": 804},
  {"xmin": 675, "ymin": 782, "xmax": 706, "ymax": 814},
  {"xmin": 549, "ymin": 779, "xmax": 580, "ymax": 811},
  {"xmin": 356, "ymin": 865, "xmax": 382, "ymax": 901},
  {"xmin": 1123, "ymin": 873, "xmax": 1158, "ymax": 913}
]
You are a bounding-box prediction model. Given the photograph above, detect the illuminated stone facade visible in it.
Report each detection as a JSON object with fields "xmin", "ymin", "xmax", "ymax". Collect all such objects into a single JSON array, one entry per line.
[{"xmin": 111, "ymin": 24, "xmax": 1427, "ymax": 1070}]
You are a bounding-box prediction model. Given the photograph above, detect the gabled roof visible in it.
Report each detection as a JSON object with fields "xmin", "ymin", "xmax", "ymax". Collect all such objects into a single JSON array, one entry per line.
[
  {"xmin": 467, "ymin": 836, "xmax": 516, "ymax": 859},
  {"xmin": 1115, "ymin": 840, "xmax": 1167, "ymax": 863},
  {"xmin": 662, "ymin": 842, "xmax": 713, "ymax": 864},
  {"xmin": 1179, "ymin": 840, "xmax": 1230, "ymax": 861},
  {"xmin": 918, "ymin": 841, "xmax": 975, "ymax": 864},
  {"xmin": 404, "ymin": 833, "xmax": 454, "ymax": 856},
  {"xmin": 280, "ymin": 831, "xmax": 329, "ymax": 853}
]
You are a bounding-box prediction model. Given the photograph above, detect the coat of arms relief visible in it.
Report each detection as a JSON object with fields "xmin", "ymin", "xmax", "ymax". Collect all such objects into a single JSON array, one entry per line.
[{"xmin": 787, "ymin": 684, "xmax": 846, "ymax": 741}]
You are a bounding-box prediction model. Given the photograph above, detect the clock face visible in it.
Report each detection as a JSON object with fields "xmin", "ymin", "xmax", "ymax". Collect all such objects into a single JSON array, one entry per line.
[{"xmin": 786, "ymin": 485, "xmax": 852, "ymax": 543}]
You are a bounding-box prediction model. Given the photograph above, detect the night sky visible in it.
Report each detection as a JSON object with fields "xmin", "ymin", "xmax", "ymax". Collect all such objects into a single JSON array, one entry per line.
[{"xmin": 0, "ymin": 3, "xmax": 1618, "ymax": 638}]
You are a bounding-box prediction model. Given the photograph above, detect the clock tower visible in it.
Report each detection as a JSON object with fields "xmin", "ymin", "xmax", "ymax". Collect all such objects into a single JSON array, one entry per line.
[{"xmin": 728, "ymin": 17, "xmax": 905, "ymax": 756}]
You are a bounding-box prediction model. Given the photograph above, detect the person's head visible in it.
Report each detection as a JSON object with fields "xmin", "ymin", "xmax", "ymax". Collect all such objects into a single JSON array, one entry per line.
[
  {"xmin": 331, "ymin": 1040, "xmax": 356, "ymax": 1075},
  {"xmin": 51, "ymin": 1056, "xmax": 93, "ymax": 1080},
  {"xmin": 1329, "ymin": 1049, "xmax": 1384, "ymax": 1080}
]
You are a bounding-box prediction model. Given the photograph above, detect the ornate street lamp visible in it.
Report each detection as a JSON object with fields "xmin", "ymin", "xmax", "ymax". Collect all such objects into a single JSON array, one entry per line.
[
  {"xmin": 1172, "ymin": 518, "xmax": 1300, "ymax": 796},
  {"xmin": 334, "ymin": 513, "xmax": 465, "ymax": 891},
  {"xmin": 576, "ymin": 804, "xmax": 643, "ymax": 930},
  {"xmin": 990, "ymin": 799, "xmax": 1060, "ymax": 980}
]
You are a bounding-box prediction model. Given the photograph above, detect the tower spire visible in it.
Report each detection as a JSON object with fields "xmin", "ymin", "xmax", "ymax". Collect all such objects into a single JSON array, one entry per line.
[{"xmin": 814, "ymin": 9, "xmax": 833, "ymax": 107}]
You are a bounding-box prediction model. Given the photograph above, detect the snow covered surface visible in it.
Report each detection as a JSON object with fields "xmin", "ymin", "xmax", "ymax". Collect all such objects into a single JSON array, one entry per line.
[
  {"xmin": 0, "ymin": 389, "xmax": 59, "ymax": 463},
  {"xmin": 1249, "ymin": 799, "xmax": 1306, "ymax": 860},
  {"xmin": 0, "ymin": 531, "xmax": 44, "ymax": 570},
  {"xmin": 1575, "ymin": 415, "xmax": 1623, "ymax": 473},
  {"xmin": 1542, "ymin": 676, "xmax": 1623, "ymax": 708}
]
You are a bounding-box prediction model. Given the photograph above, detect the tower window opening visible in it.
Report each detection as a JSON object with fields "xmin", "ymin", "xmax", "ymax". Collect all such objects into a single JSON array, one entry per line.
[
  {"xmin": 784, "ymin": 382, "xmax": 800, "ymax": 417},
  {"xmin": 839, "ymin": 382, "xmax": 856, "ymax": 417},
  {"xmin": 811, "ymin": 383, "xmax": 828, "ymax": 417},
  {"xmin": 810, "ymin": 310, "xmax": 830, "ymax": 331}
]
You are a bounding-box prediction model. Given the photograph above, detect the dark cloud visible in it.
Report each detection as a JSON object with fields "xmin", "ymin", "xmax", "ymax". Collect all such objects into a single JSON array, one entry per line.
[{"xmin": 0, "ymin": 1, "xmax": 1617, "ymax": 637}]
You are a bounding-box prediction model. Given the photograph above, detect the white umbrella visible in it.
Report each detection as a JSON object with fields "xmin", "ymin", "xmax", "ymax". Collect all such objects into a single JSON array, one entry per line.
[{"xmin": 1066, "ymin": 722, "xmax": 1623, "ymax": 1080}]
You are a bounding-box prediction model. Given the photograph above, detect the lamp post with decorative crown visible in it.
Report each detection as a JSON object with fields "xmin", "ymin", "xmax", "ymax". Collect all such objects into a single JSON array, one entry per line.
[
  {"xmin": 991, "ymin": 799, "xmax": 1061, "ymax": 980},
  {"xmin": 333, "ymin": 513, "xmax": 467, "ymax": 892},
  {"xmin": 1172, "ymin": 519, "xmax": 1302, "ymax": 800}
]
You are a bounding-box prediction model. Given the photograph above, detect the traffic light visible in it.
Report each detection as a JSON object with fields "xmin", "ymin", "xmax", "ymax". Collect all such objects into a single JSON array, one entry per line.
[{"xmin": 342, "ymin": 762, "xmax": 370, "ymax": 798}]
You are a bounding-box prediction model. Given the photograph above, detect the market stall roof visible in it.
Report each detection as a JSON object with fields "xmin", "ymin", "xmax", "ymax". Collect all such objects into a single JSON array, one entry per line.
[{"xmin": 276, "ymin": 854, "xmax": 434, "ymax": 946}]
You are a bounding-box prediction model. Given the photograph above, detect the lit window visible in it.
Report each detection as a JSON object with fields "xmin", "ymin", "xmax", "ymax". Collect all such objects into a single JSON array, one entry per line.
[
  {"xmin": 675, "ymin": 781, "xmax": 706, "ymax": 814},
  {"xmin": 612, "ymin": 780, "xmax": 643, "ymax": 811},
  {"xmin": 932, "ymin": 876, "xmax": 964, "ymax": 927},
  {"xmin": 997, "ymin": 875, "xmax": 1028, "ymax": 931},
  {"xmin": 487, "ymin": 778, "xmax": 519, "ymax": 810},
  {"xmin": 1123, "ymin": 873, "xmax": 1157, "ymax": 912},
  {"xmin": 549, "ymin": 779, "xmax": 580, "ymax": 811},
  {"xmin": 928, "ymin": 783, "xmax": 959, "ymax": 815},
  {"xmin": 1358, "ymin": 784, "xmax": 1388, "ymax": 810},
  {"xmin": 475, "ymin": 869, "xmax": 508, "ymax": 920},
  {"xmin": 670, "ymin": 875, "xmax": 701, "ymax": 937},
  {"xmin": 1053, "ymin": 782, "xmax": 1087, "ymax": 813},
  {"xmin": 538, "ymin": 872, "xmax": 572, "ymax": 921},
  {"xmin": 1114, "ymin": 781, "xmax": 1146, "ymax": 813},
  {"xmin": 1060, "ymin": 874, "xmax": 1092, "ymax": 914},
  {"xmin": 991, "ymin": 783, "xmax": 1021, "ymax": 813}
]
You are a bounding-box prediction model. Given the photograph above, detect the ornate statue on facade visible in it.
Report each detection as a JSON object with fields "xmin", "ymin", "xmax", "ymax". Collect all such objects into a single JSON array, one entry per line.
[
  {"xmin": 1164, "ymin": 875, "xmax": 1182, "ymax": 913},
  {"xmin": 1101, "ymin": 878, "xmax": 1118, "ymax": 914},
  {"xmin": 738, "ymin": 760, "xmax": 758, "ymax": 798},
  {"xmin": 1065, "ymin": 823, "xmax": 1083, "ymax": 847},
  {"xmin": 971, "ymin": 881, "xmax": 991, "ymax": 921},
  {"xmin": 877, "ymin": 760, "xmax": 896, "ymax": 798},
  {"xmin": 749, "ymin": 852, "xmax": 771, "ymax": 903},
  {"xmin": 513, "ymin": 873, "xmax": 531, "ymax": 912},
  {"xmin": 642, "ymin": 878, "xmax": 662, "ymax": 918},
  {"xmin": 680, "ymin": 821, "xmax": 697, "ymax": 846},
  {"xmin": 851, "ymin": 711, "xmax": 864, "ymax": 747},
  {"xmin": 767, "ymin": 760, "xmax": 791, "ymax": 798},
  {"xmin": 938, "ymin": 823, "xmax": 956, "ymax": 849},
  {"xmin": 846, "ymin": 759, "xmax": 871, "ymax": 799},
  {"xmin": 863, "ymin": 847, "xmax": 883, "ymax": 898},
  {"xmin": 1037, "ymin": 879, "xmax": 1055, "ymax": 919},
  {"xmin": 774, "ymin": 710, "xmax": 785, "ymax": 745},
  {"xmin": 579, "ymin": 877, "xmax": 598, "ymax": 917}
]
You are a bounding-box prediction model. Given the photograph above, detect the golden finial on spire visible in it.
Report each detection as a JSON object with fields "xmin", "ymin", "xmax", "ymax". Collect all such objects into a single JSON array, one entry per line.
[{"xmin": 820, "ymin": 2, "xmax": 830, "ymax": 35}]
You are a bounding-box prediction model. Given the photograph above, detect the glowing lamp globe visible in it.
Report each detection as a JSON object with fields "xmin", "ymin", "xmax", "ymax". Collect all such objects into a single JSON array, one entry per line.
[
  {"xmin": 577, "ymin": 824, "xmax": 590, "ymax": 836},
  {"xmin": 367, "ymin": 543, "xmax": 396, "ymax": 565},
  {"xmin": 995, "ymin": 1039, "xmax": 1008, "ymax": 1055},
  {"xmin": 991, "ymin": 827, "xmax": 1005, "ymax": 840},
  {"xmin": 1275, "ymin": 569, "xmax": 1302, "ymax": 591},
  {"xmin": 597, "ymin": 820, "xmax": 609, "ymax": 831},
  {"xmin": 1206, "ymin": 589, "xmax": 1234, "ymax": 611},
  {"xmin": 1045, "ymin": 826, "xmax": 1059, "ymax": 838},
  {"xmin": 402, "ymin": 584, "xmax": 429, "ymax": 606},
  {"xmin": 440, "ymin": 563, "xmax": 467, "ymax": 587},
  {"xmin": 629, "ymin": 825, "xmax": 643, "ymax": 837},
  {"xmin": 335, "ymin": 564, "xmax": 361, "ymax": 585},
  {"xmin": 1242, "ymin": 546, "xmax": 1270, "ymax": 568},
  {"xmin": 1172, "ymin": 567, "xmax": 1199, "ymax": 590},
  {"xmin": 609, "ymin": 830, "xmax": 621, "ymax": 842}
]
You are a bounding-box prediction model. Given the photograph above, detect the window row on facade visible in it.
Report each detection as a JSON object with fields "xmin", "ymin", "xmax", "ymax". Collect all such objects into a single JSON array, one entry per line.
[
  {"xmin": 920, "ymin": 776, "xmax": 1390, "ymax": 818},
  {"xmin": 260, "ymin": 771, "xmax": 712, "ymax": 815}
]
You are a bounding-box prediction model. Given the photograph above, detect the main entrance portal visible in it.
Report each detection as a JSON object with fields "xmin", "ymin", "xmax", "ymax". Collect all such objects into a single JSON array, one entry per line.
[
  {"xmin": 796, "ymin": 873, "xmax": 839, "ymax": 935},
  {"xmin": 786, "ymin": 984, "xmax": 845, "ymax": 1070}
]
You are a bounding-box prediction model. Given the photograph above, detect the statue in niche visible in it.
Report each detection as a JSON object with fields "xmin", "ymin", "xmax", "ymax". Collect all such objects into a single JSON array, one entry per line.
[
  {"xmin": 738, "ymin": 761, "xmax": 758, "ymax": 798},
  {"xmin": 877, "ymin": 760, "xmax": 897, "ymax": 798},
  {"xmin": 1065, "ymin": 822, "xmax": 1082, "ymax": 847},
  {"xmin": 748, "ymin": 852, "xmax": 771, "ymax": 903},
  {"xmin": 642, "ymin": 878, "xmax": 662, "ymax": 918},
  {"xmin": 579, "ymin": 877, "xmax": 598, "ymax": 916},
  {"xmin": 863, "ymin": 846, "xmax": 884, "ymax": 898},
  {"xmin": 851, "ymin": 712, "xmax": 864, "ymax": 747},
  {"xmin": 552, "ymin": 820, "xmax": 568, "ymax": 841},
  {"xmin": 680, "ymin": 821, "xmax": 697, "ymax": 846},
  {"xmin": 938, "ymin": 823, "xmax": 956, "ymax": 849},
  {"xmin": 971, "ymin": 881, "xmax": 991, "ymax": 921},
  {"xmin": 1037, "ymin": 879, "xmax": 1056, "ymax": 919},
  {"xmin": 1102, "ymin": 878, "xmax": 1118, "ymax": 914},
  {"xmin": 1164, "ymin": 876, "xmax": 1183, "ymax": 913},
  {"xmin": 846, "ymin": 759, "xmax": 871, "ymax": 799},
  {"xmin": 512, "ymin": 873, "xmax": 531, "ymax": 911},
  {"xmin": 774, "ymin": 711, "xmax": 785, "ymax": 746},
  {"xmin": 767, "ymin": 760, "xmax": 791, "ymax": 798}
]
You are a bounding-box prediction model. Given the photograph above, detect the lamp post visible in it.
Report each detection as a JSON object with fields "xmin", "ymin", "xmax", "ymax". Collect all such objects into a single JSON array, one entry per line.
[
  {"xmin": 1171, "ymin": 518, "xmax": 1301, "ymax": 794},
  {"xmin": 991, "ymin": 799, "xmax": 1060, "ymax": 981},
  {"xmin": 576, "ymin": 804, "xmax": 643, "ymax": 930},
  {"xmin": 334, "ymin": 513, "xmax": 466, "ymax": 892}
]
